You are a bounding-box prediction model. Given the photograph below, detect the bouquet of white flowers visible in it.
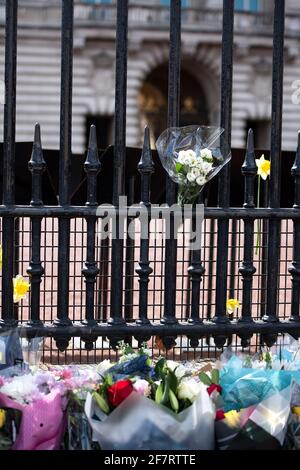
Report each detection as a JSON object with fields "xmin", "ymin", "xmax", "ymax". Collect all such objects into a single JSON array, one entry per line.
[{"xmin": 156, "ymin": 125, "xmax": 231, "ymax": 205}]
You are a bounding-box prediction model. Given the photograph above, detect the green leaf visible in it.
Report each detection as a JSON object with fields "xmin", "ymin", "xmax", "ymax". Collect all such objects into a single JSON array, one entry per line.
[
  {"xmin": 199, "ymin": 371, "xmax": 212, "ymax": 386},
  {"xmin": 168, "ymin": 369, "xmax": 178, "ymax": 393},
  {"xmin": 175, "ymin": 162, "xmax": 183, "ymax": 173},
  {"xmin": 169, "ymin": 389, "xmax": 179, "ymax": 413},
  {"xmin": 155, "ymin": 382, "xmax": 164, "ymax": 404},
  {"xmin": 161, "ymin": 377, "xmax": 170, "ymax": 405},
  {"xmin": 211, "ymin": 369, "xmax": 220, "ymax": 385},
  {"xmin": 155, "ymin": 358, "xmax": 166, "ymax": 378},
  {"xmin": 92, "ymin": 392, "xmax": 110, "ymax": 415}
]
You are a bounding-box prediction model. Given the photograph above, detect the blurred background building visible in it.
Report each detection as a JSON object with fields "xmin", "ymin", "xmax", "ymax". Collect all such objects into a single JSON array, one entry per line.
[{"xmin": 0, "ymin": 0, "xmax": 300, "ymax": 154}]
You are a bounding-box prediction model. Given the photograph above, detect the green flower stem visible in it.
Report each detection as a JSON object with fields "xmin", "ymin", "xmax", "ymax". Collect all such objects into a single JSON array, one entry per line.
[
  {"xmin": 177, "ymin": 185, "xmax": 201, "ymax": 206},
  {"xmin": 255, "ymin": 175, "xmax": 261, "ymax": 256}
]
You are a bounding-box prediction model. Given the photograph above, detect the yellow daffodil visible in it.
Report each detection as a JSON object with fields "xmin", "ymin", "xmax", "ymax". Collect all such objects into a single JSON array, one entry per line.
[
  {"xmin": 255, "ymin": 154, "xmax": 271, "ymax": 180},
  {"xmin": 0, "ymin": 409, "xmax": 5, "ymax": 429},
  {"xmin": 13, "ymin": 275, "xmax": 30, "ymax": 303},
  {"xmin": 292, "ymin": 407, "xmax": 300, "ymax": 416},
  {"xmin": 0, "ymin": 245, "xmax": 2, "ymax": 270},
  {"xmin": 226, "ymin": 298, "xmax": 240, "ymax": 315}
]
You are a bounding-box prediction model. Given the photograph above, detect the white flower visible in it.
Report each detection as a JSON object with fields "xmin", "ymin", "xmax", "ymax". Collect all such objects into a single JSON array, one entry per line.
[
  {"xmin": 185, "ymin": 149, "xmax": 196, "ymax": 165},
  {"xmin": 200, "ymin": 148, "xmax": 213, "ymax": 161},
  {"xmin": 96, "ymin": 359, "xmax": 112, "ymax": 376},
  {"xmin": 196, "ymin": 175, "xmax": 207, "ymax": 186},
  {"xmin": 178, "ymin": 150, "xmax": 187, "ymax": 164},
  {"xmin": 178, "ymin": 149, "xmax": 197, "ymax": 167},
  {"xmin": 177, "ymin": 378, "xmax": 203, "ymax": 403},
  {"xmin": 0, "ymin": 374, "xmax": 38, "ymax": 404},
  {"xmin": 167, "ymin": 360, "xmax": 187, "ymax": 380},
  {"xmin": 186, "ymin": 149, "xmax": 196, "ymax": 159},
  {"xmin": 201, "ymin": 161, "xmax": 213, "ymax": 175},
  {"xmin": 187, "ymin": 172, "xmax": 196, "ymax": 182},
  {"xmin": 187, "ymin": 167, "xmax": 201, "ymax": 182}
]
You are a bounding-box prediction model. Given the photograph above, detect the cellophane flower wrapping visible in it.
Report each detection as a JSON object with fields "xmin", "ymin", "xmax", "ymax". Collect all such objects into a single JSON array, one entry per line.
[
  {"xmin": 215, "ymin": 386, "xmax": 292, "ymax": 450},
  {"xmin": 219, "ymin": 354, "xmax": 300, "ymax": 412},
  {"xmin": 84, "ymin": 385, "xmax": 215, "ymax": 450},
  {"xmin": 0, "ymin": 388, "xmax": 66, "ymax": 450},
  {"xmin": 156, "ymin": 125, "xmax": 231, "ymax": 205},
  {"xmin": 283, "ymin": 381, "xmax": 300, "ymax": 449},
  {"xmin": 0, "ymin": 329, "xmax": 24, "ymax": 374}
]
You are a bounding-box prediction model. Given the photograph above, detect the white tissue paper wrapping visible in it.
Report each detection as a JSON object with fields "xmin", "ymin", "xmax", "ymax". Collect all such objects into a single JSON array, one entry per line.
[{"xmin": 84, "ymin": 386, "xmax": 215, "ymax": 450}]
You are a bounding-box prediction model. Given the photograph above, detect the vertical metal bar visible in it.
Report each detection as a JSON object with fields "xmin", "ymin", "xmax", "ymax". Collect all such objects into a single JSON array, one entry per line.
[
  {"xmin": 259, "ymin": 184, "xmax": 269, "ymax": 318},
  {"xmin": 1, "ymin": 0, "xmax": 18, "ymax": 326},
  {"xmin": 238, "ymin": 129, "xmax": 256, "ymax": 345},
  {"xmin": 188, "ymin": 195, "xmax": 204, "ymax": 326},
  {"xmin": 289, "ymin": 132, "xmax": 300, "ymax": 322},
  {"xmin": 97, "ymin": 237, "xmax": 109, "ymax": 321},
  {"xmin": 229, "ymin": 220, "xmax": 237, "ymax": 298},
  {"xmin": 136, "ymin": 127, "xmax": 154, "ymax": 329},
  {"xmin": 125, "ymin": 176, "xmax": 135, "ymax": 322},
  {"xmin": 162, "ymin": 0, "xmax": 181, "ymax": 333},
  {"xmin": 264, "ymin": 0, "xmax": 285, "ymax": 329},
  {"xmin": 213, "ymin": 0, "xmax": 234, "ymax": 345},
  {"xmin": 82, "ymin": 125, "xmax": 101, "ymax": 326},
  {"xmin": 27, "ymin": 124, "xmax": 46, "ymax": 326},
  {"xmin": 109, "ymin": 0, "xmax": 128, "ymax": 326},
  {"xmin": 55, "ymin": 0, "xmax": 74, "ymax": 332}
]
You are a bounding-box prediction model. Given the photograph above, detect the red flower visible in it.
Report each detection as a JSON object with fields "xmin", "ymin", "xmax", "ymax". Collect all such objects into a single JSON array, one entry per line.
[
  {"xmin": 207, "ymin": 383, "xmax": 222, "ymax": 396},
  {"xmin": 107, "ymin": 380, "xmax": 133, "ymax": 407},
  {"xmin": 216, "ymin": 410, "xmax": 225, "ymax": 421}
]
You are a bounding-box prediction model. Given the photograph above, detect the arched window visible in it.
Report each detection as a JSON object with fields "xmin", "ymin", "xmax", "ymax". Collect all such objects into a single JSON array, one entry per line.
[{"xmin": 235, "ymin": 0, "xmax": 260, "ymax": 12}]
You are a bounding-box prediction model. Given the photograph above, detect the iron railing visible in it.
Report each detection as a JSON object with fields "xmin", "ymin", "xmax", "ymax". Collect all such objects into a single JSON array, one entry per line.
[{"xmin": 1, "ymin": 0, "xmax": 300, "ymax": 360}]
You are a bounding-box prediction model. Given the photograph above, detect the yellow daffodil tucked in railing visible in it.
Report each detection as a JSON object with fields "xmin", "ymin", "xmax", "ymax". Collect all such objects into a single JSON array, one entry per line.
[
  {"xmin": 13, "ymin": 275, "xmax": 30, "ymax": 303},
  {"xmin": 255, "ymin": 154, "xmax": 271, "ymax": 255},
  {"xmin": 0, "ymin": 246, "xmax": 2, "ymax": 270},
  {"xmin": 226, "ymin": 298, "xmax": 240, "ymax": 316}
]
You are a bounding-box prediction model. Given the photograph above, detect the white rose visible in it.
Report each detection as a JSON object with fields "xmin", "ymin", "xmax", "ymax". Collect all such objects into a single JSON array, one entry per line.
[
  {"xmin": 186, "ymin": 149, "xmax": 196, "ymax": 159},
  {"xmin": 185, "ymin": 150, "xmax": 196, "ymax": 165},
  {"xmin": 187, "ymin": 172, "xmax": 195, "ymax": 182},
  {"xmin": 201, "ymin": 161, "xmax": 213, "ymax": 174},
  {"xmin": 177, "ymin": 379, "xmax": 203, "ymax": 403},
  {"xmin": 196, "ymin": 175, "xmax": 207, "ymax": 186},
  {"xmin": 187, "ymin": 167, "xmax": 201, "ymax": 181},
  {"xmin": 167, "ymin": 360, "xmax": 187, "ymax": 380},
  {"xmin": 178, "ymin": 150, "xmax": 186, "ymax": 164},
  {"xmin": 200, "ymin": 148, "xmax": 213, "ymax": 161}
]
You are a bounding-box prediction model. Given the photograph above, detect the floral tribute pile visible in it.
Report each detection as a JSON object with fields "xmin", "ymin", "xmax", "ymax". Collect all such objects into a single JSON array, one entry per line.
[{"xmin": 2, "ymin": 331, "xmax": 300, "ymax": 450}]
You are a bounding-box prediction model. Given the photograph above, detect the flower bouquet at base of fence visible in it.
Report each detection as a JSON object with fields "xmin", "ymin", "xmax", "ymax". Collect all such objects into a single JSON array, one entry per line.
[
  {"xmin": 156, "ymin": 125, "xmax": 231, "ymax": 206},
  {"xmin": 218, "ymin": 337, "xmax": 300, "ymax": 413},
  {"xmin": 62, "ymin": 391, "xmax": 100, "ymax": 450},
  {"xmin": 0, "ymin": 372, "xmax": 67, "ymax": 450},
  {"xmin": 0, "ymin": 366, "xmax": 98, "ymax": 450},
  {"xmin": 84, "ymin": 344, "xmax": 216, "ymax": 450},
  {"xmin": 215, "ymin": 386, "xmax": 292, "ymax": 450}
]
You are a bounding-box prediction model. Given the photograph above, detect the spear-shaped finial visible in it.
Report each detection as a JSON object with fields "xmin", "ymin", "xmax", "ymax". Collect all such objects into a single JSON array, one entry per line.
[
  {"xmin": 84, "ymin": 125, "xmax": 101, "ymax": 206},
  {"xmin": 138, "ymin": 126, "xmax": 154, "ymax": 174}
]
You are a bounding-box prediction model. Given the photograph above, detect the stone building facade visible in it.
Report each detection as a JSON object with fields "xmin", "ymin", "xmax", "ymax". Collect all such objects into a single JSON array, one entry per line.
[{"xmin": 1, "ymin": 0, "xmax": 300, "ymax": 154}]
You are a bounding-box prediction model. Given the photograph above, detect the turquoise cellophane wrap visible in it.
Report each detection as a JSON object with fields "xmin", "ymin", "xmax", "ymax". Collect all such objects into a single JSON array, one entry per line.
[{"xmin": 220, "ymin": 356, "xmax": 300, "ymax": 412}]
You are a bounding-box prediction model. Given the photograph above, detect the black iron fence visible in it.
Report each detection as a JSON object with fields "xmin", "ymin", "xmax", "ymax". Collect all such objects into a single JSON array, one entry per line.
[{"xmin": 1, "ymin": 0, "xmax": 300, "ymax": 361}]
